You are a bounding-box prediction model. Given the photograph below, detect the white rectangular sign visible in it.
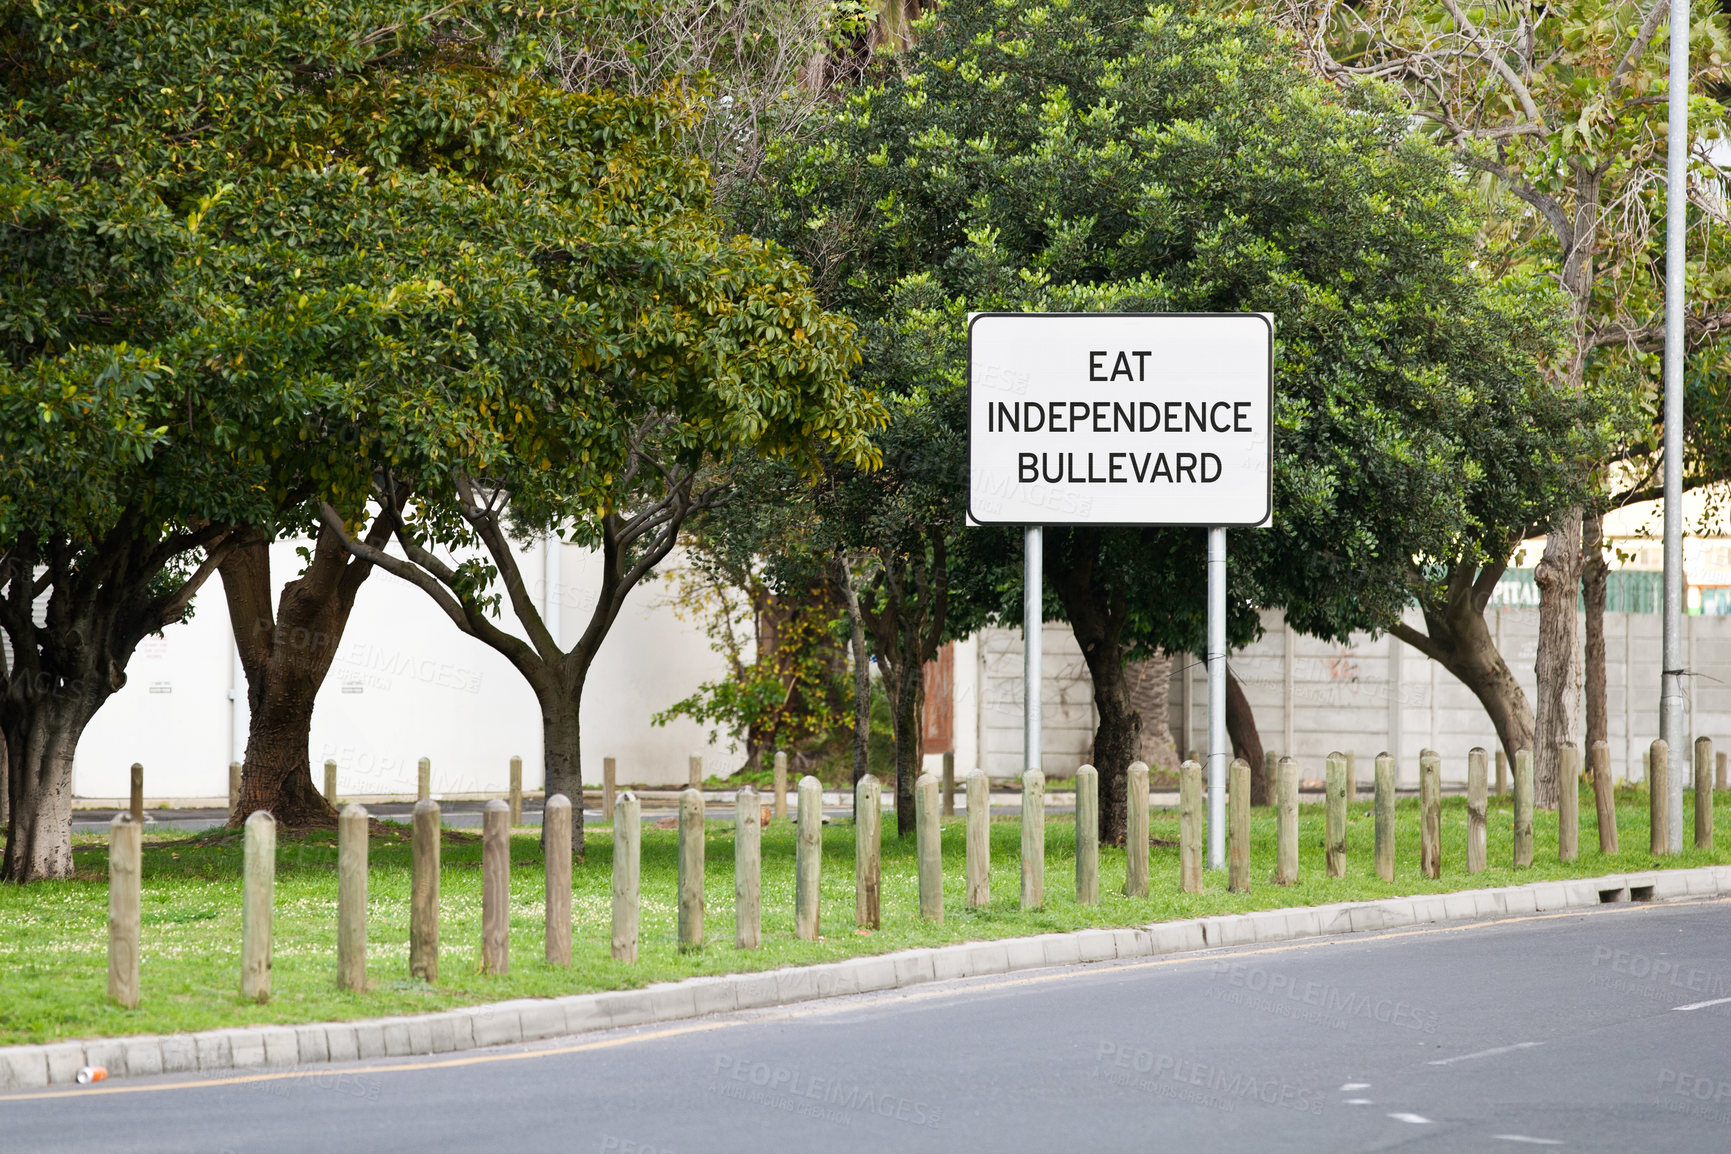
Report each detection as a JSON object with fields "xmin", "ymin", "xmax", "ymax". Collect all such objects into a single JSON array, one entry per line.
[{"xmin": 968, "ymin": 313, "xmax": 1272, "ymax": 526}]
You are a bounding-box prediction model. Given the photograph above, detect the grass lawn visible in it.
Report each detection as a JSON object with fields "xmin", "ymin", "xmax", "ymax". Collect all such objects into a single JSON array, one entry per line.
[{"xmin": 1, "ymin": 787, "xmax": 1726, "ymax": 1047}]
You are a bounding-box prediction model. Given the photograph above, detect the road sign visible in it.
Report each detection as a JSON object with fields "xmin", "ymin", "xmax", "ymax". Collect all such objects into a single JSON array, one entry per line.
[{"xmin": 968, "ymin": 312, "xmax": 1272, "ymax": 527}]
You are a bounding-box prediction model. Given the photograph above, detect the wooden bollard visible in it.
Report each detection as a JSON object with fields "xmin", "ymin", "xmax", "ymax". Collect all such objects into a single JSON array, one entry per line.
[
  {"xmin": 241, "ymin": 810, "xmax": 275, "ymax": 1003},
  {"xmin": 1592, "ymin": 740, "xmax": 1618, "ymax": 854},
  {"xmin": 228, "ymin": 761, "xmax": 241, "ymax": 815},
  {"xmin": 612, "ymin": 791, "xmax": 640, "ymax": 962},
  {"xmin": 337, "ymin": 803, "xmax": 368, "ymax": 991},
  {"xmin": 411, "ymin": 799, "xmax": 440, "ymax": 983},
  {"xmin": 1495, "ymin": 748, "xmax": 1508, "ymax": 796},
  {"xmin": 1559, "ymin": 742, "xmax": 1580, "ymax": 862},
  {"xmin": 916, "ymin": 773, "xmax": 943, "ymax": 921},
  {"xmin": 965, "ymin": 770, "xmax": 991, "ymax": 907},
  {"xmin": 1324, "ymin": 752, "xmax": 1347, "ymax": 878},
  {"xmin": 1345, "ymin": 751, "xmax": 1358, "ymax": 803},
  {"xmin": 1718, "ymin": 750, "xmax": 1727, "ymax": 793},
  {"xmin": 735, "ymin": 786, "xmax": 761, "ymax": 949},
  {"xmin": 1420, "ymin": 749, "xmax": 1441, "ymax": 879},
  {"xmin": 689, "ymin": 752, "xmax": 703, "ymax": 791},
  {"xmin": 1075, "ymin": 764, "xmax": 1099, "ymax": 905},
  {"xmin": 509, "ymin": 755, "xmax": 523, "ymax": 826},
  {"xmin": 1021, "ymin": 768, "xmax": 1046, "ymax": 908},
  {"xmin": 481, "ymin": 800, "xmax": 510, "ymax": 974},
  {"xmin": 1179, "ymin": 760, "xmax": 1202, "ymax": 893},
  {"xmin": 108, "ymin": 812, "xmax": 141, "ymax": 1008},
  {"xmin": 855, "ymin": 775, "xmax": 881, "ymax": 929},
  {"xmin": 1275, "ymin": 756, "xmax": 1298, "ymax": 885},
  {"xmin": 1264, "ymin": 750, "xmax": 1279, "ymax": 809},
  {"xmin": 942, "ymin": 751, "xmax": 956, "ymax": 818},
  {"xmin": 1374, "ymin": 753, "xmax": 1395, "ymax": 882},
  {"xmin": 417, "ymin": 757, "xmax": 431, "ymax": 802},
  {"xmin": 1695, "ymin": 737, "xmax": 1713, "ymax": 850},
  {"xmin": 130, "ymin": 762, "xmax": 143, "ymax": 826},
  {"xmin": 324, "ymin": 759, "xmax": 338, "ymax": 806},
  {"xmin": 1513, "ymin": 749, "xmax": 1534, "ymax": 868},
  {"xmin": 1227, "ymin": 759, "xmax": 1250, "ymax": 893},
  {"xmin": 678, "ymin": 787, "xmax": 705, "ymax": 950},
  {"xmin": 1125, "ymin": 761, "xmax": 1150, "ymax": 898},
  {"xmin": 1466, "ymin": 747, "xmax": 1488, "ymax": 874},
  {"xmin": 1650, "ymin": 739, "xmax": 1669, "ymax": 856},
  {"xmin": 603, "ymin": 756, "xmax": 617, "ymax": 822},
  {"xmin": 794, "ymin": 776, "xmax": 821, "ymax": 939},
  {"xmin": 773, "ymin": 751, "xmax": 788, "ymax": 823},
  {"xmin": 544, "ymin": 794, "xmax": 572, "ymax": 965}
]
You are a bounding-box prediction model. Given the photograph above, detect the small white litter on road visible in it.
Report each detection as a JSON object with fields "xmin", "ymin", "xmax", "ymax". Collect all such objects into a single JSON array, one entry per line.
[
  {"xmin": 1388, "ymin": 1113, "xmax": 1432, "ymax": 1124},
  {"xmin": 1339, "ymin": 1082, "xmax": 1371, "ymax": 1091},
  {"xmin": 1493, "ymin": 1136, "xmax": 1563, "ymax": 1145}
]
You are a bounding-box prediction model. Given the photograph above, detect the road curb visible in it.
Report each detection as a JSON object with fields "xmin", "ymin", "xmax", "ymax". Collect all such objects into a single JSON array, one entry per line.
[{"xmin": 5, "ymin": 863, "xmax": 1728, "ymax": 1091}]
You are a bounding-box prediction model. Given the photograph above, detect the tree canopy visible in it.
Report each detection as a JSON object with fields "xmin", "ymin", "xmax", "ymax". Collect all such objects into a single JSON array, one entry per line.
[
  {"xmin": 742, "ymin": 0, "xmax": 1611, "ymax": 834},
  {"xmin": 2, "ymin": 0, "xmax": 878, "ymax": 873}
]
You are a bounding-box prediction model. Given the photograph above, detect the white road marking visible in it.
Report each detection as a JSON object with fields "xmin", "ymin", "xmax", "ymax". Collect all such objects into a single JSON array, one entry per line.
[
  {"xmin": 1340, "ymin": 1082, "xmax": 1371, "ymax": 1091},
  {"xmin": 1344, "ymin": 1099, "xmax": 1374, "ymax": 1105},
  {"xmin": 1494, "ymin": 1136, "xmax": 1563, "ymax": 1145},
  {"xmin": 1428, "ymin": 1041, "xmax": 1543, "ymax": 1066},
  {"xmin": 1388, "ymin": 1113, "xmax": 1432, "ymax": 1124},
  {"xmin": 1673, "ymin": 995, "xmax": 1731, "ymax": 1012}
]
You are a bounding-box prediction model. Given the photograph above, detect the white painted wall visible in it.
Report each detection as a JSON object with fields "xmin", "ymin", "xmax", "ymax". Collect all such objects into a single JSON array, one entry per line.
[{"xmin": 74, "ymin": 537, "xmax": 737, "ymax": 799}]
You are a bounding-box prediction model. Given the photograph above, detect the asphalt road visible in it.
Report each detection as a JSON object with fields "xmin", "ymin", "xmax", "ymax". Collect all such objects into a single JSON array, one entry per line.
[{"xmin": 8, "ymin": 899, "xmax": 1730, "ymax": 1152}]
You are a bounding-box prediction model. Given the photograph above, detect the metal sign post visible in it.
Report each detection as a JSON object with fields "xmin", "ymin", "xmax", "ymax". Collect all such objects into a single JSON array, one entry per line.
[
  {"xmin": 1025, "ymin": 525, "xmax": 1043, "ymax": 776},
  {"xmin": 968, "ymin": 313, "xmax": 1272, "ymax": 870},
  {"xmin": 1207, "ymin": 526, "xmax": 1228, "ymax": 870}
]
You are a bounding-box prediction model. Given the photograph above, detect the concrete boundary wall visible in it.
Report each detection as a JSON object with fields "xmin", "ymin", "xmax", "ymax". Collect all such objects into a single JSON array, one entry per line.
[{"xmin": 974, "ymin": 608, "xmax": 1731, "ymax": 787}]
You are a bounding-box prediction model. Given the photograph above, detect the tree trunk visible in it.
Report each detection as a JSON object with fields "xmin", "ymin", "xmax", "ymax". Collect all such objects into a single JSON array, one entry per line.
[
  {"xmin": 1582, "ymin": 511, "xmax": 1609, "ymax": 751},
  {"xmin": 1079, "ymin": 636, "xmax": 1139, "ymax": 848},
  {"xmin": 834, "ymin": 559, "xmax": 871, "ymax": 795},
  {"xmin": 1126, "ymin": 653, "xmax": 1180, "ymax": 773},
  {"xmin": 2, "ymin": 522, "xmax": 236, "ymax": 882},
  {"xmin": 2, "ymin": 690, "xmax": 102, "ymax": 882},
  {"xmin": 1392, "ymin": 561, "xmax": 1535, "ymax": 769},
  {"xmin": 881, "ymin": 652, "xmax": 924, "ymax": 836},
  {"xmin": 222, "ymin": 522, "xmax": 388, "ymax": 830},
  {"xmin": 540, "ymin": 681, "xmax": 585, "ymax": 855},
  {"xmin": 1049, "ymin": 530, "xmax": 1136, "ymax": 847},
  {"xmin": 1532, "ymin": 507, "xmax": 1583, "ymax": 808},
  {"xmin": 1226, "ymin": 667, "xmax": 1268, "ymax": 804}
]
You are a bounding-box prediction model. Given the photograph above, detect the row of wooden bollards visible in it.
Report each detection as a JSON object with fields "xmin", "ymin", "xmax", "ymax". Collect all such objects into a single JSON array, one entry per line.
[
  {"xmin": 624, "ymin": 765, "xmax": 1150, "ymax": 963},
  {"xmin": 104, "ymin": 739, "xmax": 1717, "ymax": 1006},
  {"xmin": 105, "ymin": 795, "xmax": 577, "ymax": 1007},
  {"xmin": 1197, "ymin": 736, "xmax": 1716, "ymax": 897}
]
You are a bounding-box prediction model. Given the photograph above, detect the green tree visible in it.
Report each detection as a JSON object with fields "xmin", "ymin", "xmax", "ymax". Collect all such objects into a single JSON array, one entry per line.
[
  {"xmin": 306, "ymin": 73, "xmax": 881, "ymax": 856},
  {"xmin": 0, "ymin": 0, "xmax": 467, "ymax": 871},
  {"xmin": 747, "ymin": 0, "xmax": 1609, "ymax": 840},
  {"xmin": 1270, "ymin": 0, "xmax": 1731, "ymax": 803}
]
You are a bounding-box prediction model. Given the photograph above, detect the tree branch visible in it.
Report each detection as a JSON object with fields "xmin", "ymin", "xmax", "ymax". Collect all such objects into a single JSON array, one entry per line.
[
  {"xmin": 318, "ymin": 500, "xmax": 545, "ymax": 678},
  {"xmin": 1588, "ymin": 307, "xmax": 1731, "ymax": 352},
  {"xmin": 1436, "ymin": 0, "xmax": 1547, "ymax": 130}
]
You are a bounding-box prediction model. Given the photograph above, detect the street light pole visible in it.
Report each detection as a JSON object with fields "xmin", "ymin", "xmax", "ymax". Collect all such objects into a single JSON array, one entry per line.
[{"xmin": 1661, "ymin": 0, "xmax": 1690, "ymax": 852}]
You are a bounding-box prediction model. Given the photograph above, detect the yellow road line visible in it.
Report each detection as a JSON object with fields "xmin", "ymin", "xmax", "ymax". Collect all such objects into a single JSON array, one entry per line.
[{"xmin": 6, "ymin": 895, "xmax": 1719, "ymax": 1104}]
